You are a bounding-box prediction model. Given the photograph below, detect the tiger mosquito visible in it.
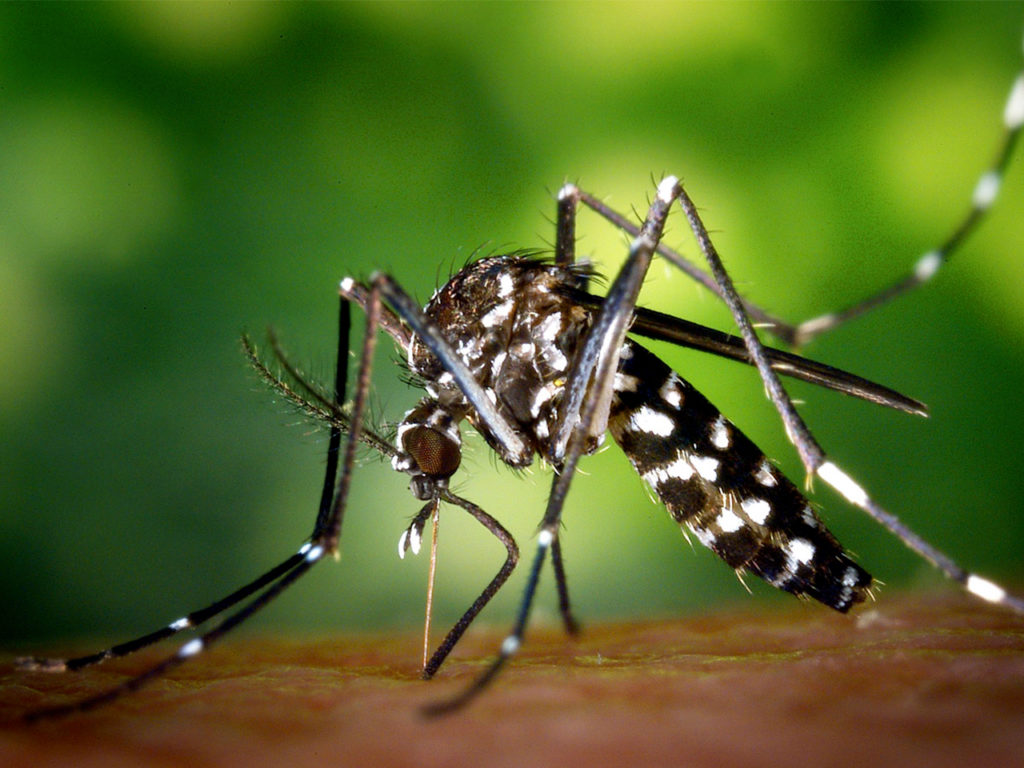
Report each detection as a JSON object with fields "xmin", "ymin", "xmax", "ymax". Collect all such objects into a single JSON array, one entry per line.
[{"xmin": 17, "ymin": 42, "xmax": 1024, "ymax": 720}]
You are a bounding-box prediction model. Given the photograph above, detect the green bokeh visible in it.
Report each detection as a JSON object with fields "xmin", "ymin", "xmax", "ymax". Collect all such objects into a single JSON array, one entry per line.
[{"xmin": 2, "ymin": 3, "xmax": 1023, "ymax": 647}]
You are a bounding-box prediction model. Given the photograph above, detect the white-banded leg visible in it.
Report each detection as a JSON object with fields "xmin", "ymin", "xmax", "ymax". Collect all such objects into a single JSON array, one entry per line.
[
  {"xmin": 20, "ymin": 291, "xmax": 380, "ymax": 721},
  {"xmin": 420, "ymin": 491, "xmax": 519, "ymax": 680},
  {"xmin": 567, "ymin": 42, "xmax": 1024, "ymax": 349},
  {"xmin": 667, "ymin": 179, "xmax": 1024, "ymax": 614},
  {"xmin": 343, "ymin": 274, "xmax": 535, "ymax": 678},
  {"xmin": 791, "ymin": 53, "xmax": 1024, "ymax": 347},
  {"xmin": 424, "ymin": 177, "xmax": 682, "ymax": 714}
]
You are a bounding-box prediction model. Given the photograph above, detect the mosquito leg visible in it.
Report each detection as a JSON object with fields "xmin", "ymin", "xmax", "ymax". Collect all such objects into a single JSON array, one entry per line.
[
  {"xmin": 422, "ymin": 530, "xmax": 546, "ymax": 716},
  {"xmin": 791, "ymin": 62, "xmax": 1024, "ymax": 347},
  {"xmin": 425, "ymin": 179, "xmax": 681, "ymax": 713},
  {"xmin": 372, "ymin": 272, "xmax": 533, "ymax": 467},
  {"xmin": 551, "ymin": 177, "xmax": 680, "ymax": 464},
  {"xmin": 317, "ymin": 281, "xmax": 380, "ymax": 555},
  {"xmin": 554, "ymin": 182, "xmax": 579, "ymax": 267},
  {"xmin": 16, "ymin": 550, "xmax": 311, "ymax": 674},
  {"xmin": 815, "ymin": 461, "xmax": 1024, "ymax": 613},
  {"xmin": 550, "ymin": 535, "xmax": 580, "ymax": 636},
  {"xmin": 422, "ymin": 491, "xmax": 519, "ymax": 680},
  {"xmin": 25, "ymin": 545, "xmax": 325, "ymax": 722},
  {"xmin": 312, "ymin": 296, "xmax": 350, "ymax": 540},
  {"xmin": 339, "ymin": 276, "xmax": 412, "ymax": 352},
  {"xmin": 572, "ymin": 187, "xmax": 789, "ymax": 333},
  {"xmin": 22, "ymin": 288, "xmax": 379, "ymax": 720},
  {"xmin": 570, "ymin": 50, "xmax": 1023, "ymax": 348},
  {"xmin": 17, "ymin": 298, "xmax": 357, "ymax": 680},
  {"xmin": 669, "ymin": 179, "xmax": 1024, "ymax": 614}
]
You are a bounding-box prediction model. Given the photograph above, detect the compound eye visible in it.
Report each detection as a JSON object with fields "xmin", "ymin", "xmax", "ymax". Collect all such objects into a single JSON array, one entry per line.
[{"xmin": 403, "ymin": 425, "xmax": 461, "ymax": 479}]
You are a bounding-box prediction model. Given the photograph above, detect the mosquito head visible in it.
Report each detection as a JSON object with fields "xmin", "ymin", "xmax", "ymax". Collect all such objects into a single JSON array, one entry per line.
[
  {"xmin": 393, "ymin": 399, "xmax": 464, "ymax": 499},
  {"xmin": 402, "ymin": 424, "xmax": 461, "ymax": 500}
]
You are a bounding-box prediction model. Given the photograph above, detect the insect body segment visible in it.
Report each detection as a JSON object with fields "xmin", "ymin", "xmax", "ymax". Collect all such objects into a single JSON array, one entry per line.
[
  {"xmin": 404, "ymin": 253, "xmax": 872, "ymax": 613},
  {"xmin": 407, "ymin": 255, "xmax": 595, "ymax": 465},
  {"xmin": 609, "ymin": 340, "xmax": 871, "ymax": 612},
  {"xmin": 18, "ymin": 35, "xmax": 1023, "ymax": 714},
  {"xmin": 393, "ymin": 400, "xmax": 463, "ymax": 500}
]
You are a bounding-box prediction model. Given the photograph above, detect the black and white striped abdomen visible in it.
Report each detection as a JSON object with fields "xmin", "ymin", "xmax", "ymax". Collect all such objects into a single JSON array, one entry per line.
[{"xmin": 608, "ymin": 340, "xmax": 871, "ymax": 612}]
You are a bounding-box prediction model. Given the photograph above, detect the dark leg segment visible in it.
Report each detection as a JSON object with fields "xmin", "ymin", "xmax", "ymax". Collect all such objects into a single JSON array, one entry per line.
[
  {"xmin": 421, "ymin": 491, "xmax": 519, "ymax": 679},
  {"xmin": 22, "ymin": 291, "xmax": 377, "ymax": 720},
  {"xmin": 550, "ymin": 536, "xmax": 580, "ymax": 636},
  {"xmin": 426, "ymin": 178, "xmax": 681, "ymax": 713}
]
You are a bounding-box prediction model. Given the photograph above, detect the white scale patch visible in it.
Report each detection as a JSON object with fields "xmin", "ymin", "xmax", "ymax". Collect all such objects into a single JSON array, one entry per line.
[
  {"xmin": 740, "ymin": 497, "xmax": 771, "ymax": 525},
  {"xmin": 709, "ymin": 416, "xmax": 730, "ymax": 450},
  {"xmin": 797, "ymin": 313, "xmax": 836, "ymax": 339},
  {"xmin": 501, "ymin": 636, "xmax": 521, "ymax": 656},
  {"xmin": 396, "ymin": 421, "xmax": 416, "ymax": 444},
  {"xmin": 614, "ymin": 372, "xmax": 640, "ymax": 392},
  {"xmin": 497, "ymin": 271, "xmax": 515, "ymax": 298},
  {"xmin": 629, "ymin": 405, "xmax": 675, "ymax": 437},
  {"xmin": 967, "ymin": 574, "xmax": 1007, "ymax": 604},
  {"xmin": 427, "ymin": 407, "xmax": 453, "ymax": 429},
  {"xmin": 818, "ymin": 461, "xmax": 868, "ymax": 506},
  {"xmin": 537, "ymin": 312, "xmax": 562, "ymax": 342},
  {"xmin": 714, "ymin": 506, "xmax": 745, "ymax": 533},
  {"xmin": 481, "ymin": 300, "xmax": 514, "ymax": 328},
  {"xmin": 689, "ymin": 524, "xmax": 716, "ymax": 548},
  {"xmin": 457, "ymin": 337, "xmax": 480, "ymax": 360},
  {"xmin": 784, "ymin": 538, "xmax": 816, "ymax": 572},
  {"xmin": 490, "ymin": 350, "xmax": 507, "ymax": 379},
  {"xmin": 641, "ymin": 456, "xmax": 695, "ymax": 488},
  {"xmin": 657, "ymin": 175, "xmax": 680, "ymax": 203},
  {"xmin": 691, "ymin": 455, "xmax": 719, "ymax": 482},
  {"xmin": 543, "ymin": 344, "xmax": 568, "ymax": 373},
  {"xmin": 513, "ymin": 340, "xmax": 536, "ymax": 358},
  {"xmin": 914, "ymin": 251, "xmax": 942, "ymax": 282},
  {"xmin": 800, "ymin": 505, "xmax": 820, "ymax": 529},
  {"xmin": 177, "ymin": 638, "xmax": 204, "ymax": 659},
  {"xmin": 842, "ymin": 566, "xmax": 861, "ymax": 587},
  {"xmin": 530, "ymin": 382, "xmax": 559, "ymax": 418},
  {"xmin": 1006, "ymin": 73, "xmax": 1024, "ymax": 129},
  {"xmin": 659, "ymin": 374, "xmax": 683, "ymax": 408},
  {"xmin": 398, "ymin": 526, "xmax": 422, "ymax": 559},
  {"xmin": 972, "ymin": 170, "xmax": 1001, "ymax": 210},
  {"xmin": 754, "ymin": 460, "xmax": 777, "ymax": 487}
]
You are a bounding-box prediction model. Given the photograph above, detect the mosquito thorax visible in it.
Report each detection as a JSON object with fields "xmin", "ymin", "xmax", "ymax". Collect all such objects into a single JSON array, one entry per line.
[{"xmin": 407, "ymin": 255, "xmax": 594, "ymax": 467}]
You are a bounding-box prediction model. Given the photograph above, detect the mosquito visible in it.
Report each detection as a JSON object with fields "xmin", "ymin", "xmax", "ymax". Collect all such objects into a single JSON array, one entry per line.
[{"xmin": 17, "ymin": 39, "xmax": 1024, "ymax": 721}]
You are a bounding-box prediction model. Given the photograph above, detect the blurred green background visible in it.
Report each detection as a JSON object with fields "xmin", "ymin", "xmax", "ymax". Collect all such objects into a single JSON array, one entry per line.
[{"xmin": 2, "ymin": 3, "xmax": 1023, "ymax": 650}]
